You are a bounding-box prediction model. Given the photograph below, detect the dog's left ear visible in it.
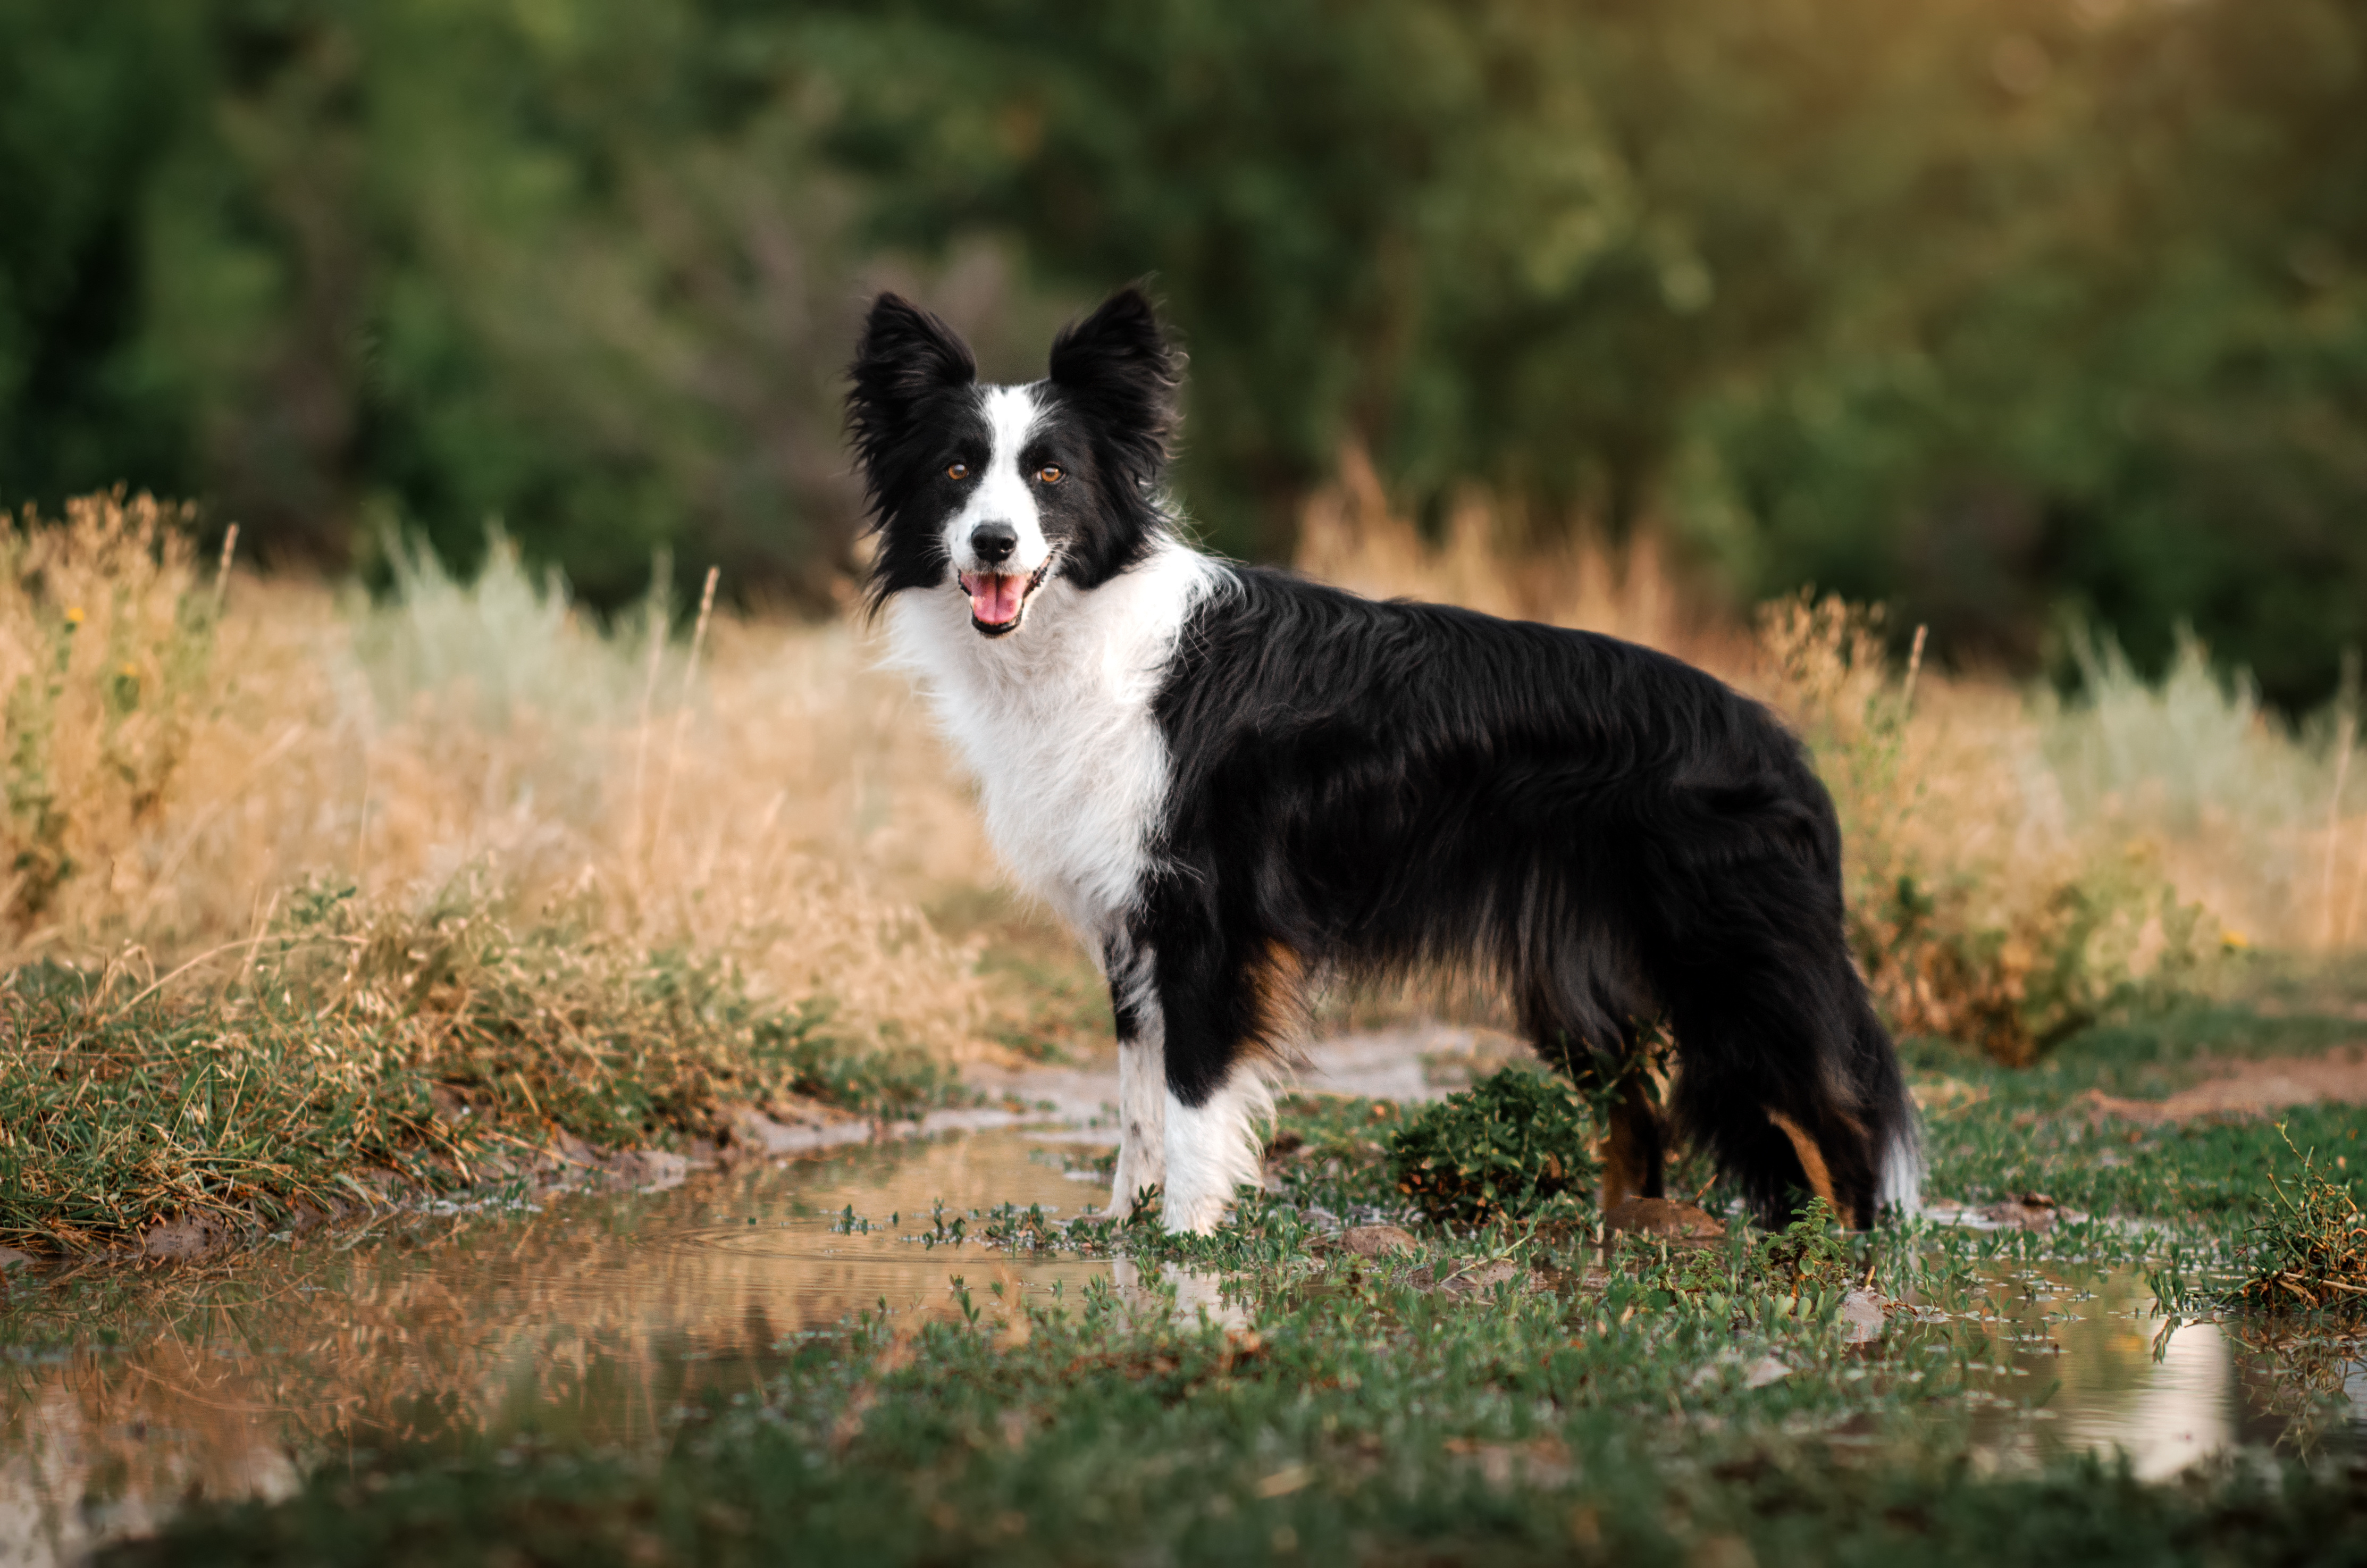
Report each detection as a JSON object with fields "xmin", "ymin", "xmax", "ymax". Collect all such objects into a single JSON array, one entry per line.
[{"xmin": 1048, "ymin": 287, "xmax": 1182, "ymax": 484}]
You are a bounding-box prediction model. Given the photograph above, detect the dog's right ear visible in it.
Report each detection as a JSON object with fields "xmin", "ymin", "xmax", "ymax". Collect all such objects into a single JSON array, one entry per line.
[{"xmin": 846, "ymin": 294, "xmax": 977, "ymax": 490}]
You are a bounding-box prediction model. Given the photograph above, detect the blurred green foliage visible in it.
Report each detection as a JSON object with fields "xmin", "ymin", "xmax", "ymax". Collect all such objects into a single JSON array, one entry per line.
[
  {"xmin": 2, "ymin": 0, "xmax": 2362, "ymax": 703},
  {"xmin": 0, "ymin": 0, "xmax": 885, "ymax": 606}
]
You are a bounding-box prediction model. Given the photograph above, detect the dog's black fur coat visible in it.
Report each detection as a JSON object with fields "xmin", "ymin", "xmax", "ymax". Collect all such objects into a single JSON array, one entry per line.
[{"xmin": 1149, "ymin": 572, "xmax": 1912, "ymax": 1221}]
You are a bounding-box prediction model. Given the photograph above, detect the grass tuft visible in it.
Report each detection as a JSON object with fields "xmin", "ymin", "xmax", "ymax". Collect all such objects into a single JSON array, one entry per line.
[
  {"xmin": 2238, "ymin": 1127, "xmax": 2367, "ymax": 1314},
  {"xmin": 0, "ymin": 878, "xmax": 960, "ymax": 1256}
]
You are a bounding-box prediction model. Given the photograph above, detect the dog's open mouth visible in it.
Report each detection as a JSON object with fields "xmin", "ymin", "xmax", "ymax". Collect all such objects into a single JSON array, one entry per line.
[{"xmin": 959, "ymin": 559, "xmax": 1052, "ymax": 637}]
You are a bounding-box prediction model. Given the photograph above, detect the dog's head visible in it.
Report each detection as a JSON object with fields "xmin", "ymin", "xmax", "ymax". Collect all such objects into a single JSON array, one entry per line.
[{"xmin": 846, "ymin": 287, "xmax": 1181, "ymax": 636}]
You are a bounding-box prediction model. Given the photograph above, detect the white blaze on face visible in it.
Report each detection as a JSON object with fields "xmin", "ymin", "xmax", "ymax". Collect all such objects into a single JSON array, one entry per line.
[{"xmin": 947, "ymin": 386, "xmax": 1053, "ymax": 627}]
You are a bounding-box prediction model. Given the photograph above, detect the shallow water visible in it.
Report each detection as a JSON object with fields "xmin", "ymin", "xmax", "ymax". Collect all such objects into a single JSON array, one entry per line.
[
  {"xmin": 1954, "ymin": 1263, "xmax": 2366, "ymax": 1477},
  {"xmin": 0, "ymin": 1125, "xmax": 2359, "ymax": 1566},
  {"xmin": 0, "ymin": 1130, "xmax": 1113, "ymax": 1567}
]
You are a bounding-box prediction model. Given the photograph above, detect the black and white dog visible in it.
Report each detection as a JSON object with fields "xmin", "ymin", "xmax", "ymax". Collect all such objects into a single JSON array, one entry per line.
[{"xmin": 848, "ymin": 287, "xmax": 1918, "ymax": 1234}]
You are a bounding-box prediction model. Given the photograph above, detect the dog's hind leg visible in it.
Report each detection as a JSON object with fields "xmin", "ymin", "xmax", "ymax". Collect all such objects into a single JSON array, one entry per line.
[
  {"xmin": 1600, "ymin": 1064, "xmax": 1667, "ymax": 1210},
  {"xmin": 1539, "ymin": 1025, "xmax": 1666, "ymax": 1210},
  {"xmin": 1518, "ymin": 922, "xmax": 1666, "ymax": 1210}
]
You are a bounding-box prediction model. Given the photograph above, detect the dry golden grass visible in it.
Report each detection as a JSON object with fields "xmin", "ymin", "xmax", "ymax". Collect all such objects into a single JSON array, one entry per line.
[
  {"xmin": 0, "ymin": 493, "xmax": 220, "ymax": 932},
  {"xmin": 1296, "ymin": 447, "xmax": 1747, "ymax": 670},
  {"xmin": 8, "ymin": 481, "xmax": 2363, "ymax": 1080},
  {"xmin": 1, "ymin": 497, "xmax": 1006, "ymax": 1252},
  {"xmin": 1, "ymin": 494, "xmax": 995, "ymax": 1063}
]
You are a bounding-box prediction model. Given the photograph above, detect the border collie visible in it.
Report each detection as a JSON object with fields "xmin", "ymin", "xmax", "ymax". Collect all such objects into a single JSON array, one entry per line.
[{"xmin": 847, "ymin": 287, "xmax": 1918, "ymax": 1234}]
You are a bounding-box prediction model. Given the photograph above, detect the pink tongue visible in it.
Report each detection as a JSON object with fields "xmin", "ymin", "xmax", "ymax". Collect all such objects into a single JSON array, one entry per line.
[{"xmin": 968, "ymin": 574, "xmax": 1023, "ymax": 624}]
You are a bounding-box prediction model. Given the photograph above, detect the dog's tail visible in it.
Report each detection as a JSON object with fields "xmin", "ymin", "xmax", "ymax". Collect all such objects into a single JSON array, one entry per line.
[
  {"xmin": 1850, "ymin": 986, "xmax": 1923, "ymax": 1219},
  {"xmin": 1686, "ymin": 725, "xmax": 1921, "ymax": 1227},
  {"xmin": 1653, "ymin": 812, "xmax": 1923, "ymax": 1229}
]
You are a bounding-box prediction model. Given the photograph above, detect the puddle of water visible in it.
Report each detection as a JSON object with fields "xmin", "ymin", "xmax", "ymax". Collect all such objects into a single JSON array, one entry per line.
[
  {"xmin": 0, "ymin": 1130, "xmax": 1114, "ymax": 1568},
  {"xmin": 1946, "ymin": 1264, "xmax": 2363, "ymax": 1479}
]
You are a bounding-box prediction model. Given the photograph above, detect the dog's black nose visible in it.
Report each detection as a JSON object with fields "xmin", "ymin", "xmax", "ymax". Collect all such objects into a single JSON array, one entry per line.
[{"xmin": 971, "ymin": 522, "xmax": 1018, "ymax": 564}]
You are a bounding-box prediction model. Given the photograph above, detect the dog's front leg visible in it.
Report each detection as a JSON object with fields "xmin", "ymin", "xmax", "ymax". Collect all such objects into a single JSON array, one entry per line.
[
  {"xmin": 1110, "ymin": 1031, "xmax": 1168, "ymax": 1217},
  {"xmin": 1154, "ymin": 939, "xmax": 1279, "ymax": 1236},
  {"xmin": 1104, "ymin": 936, "xmax": 1167, "ymax": 1218},
  {"xmin": 1161, "ymin": 1069, "xmax": 1269, "ymax": 1234}
]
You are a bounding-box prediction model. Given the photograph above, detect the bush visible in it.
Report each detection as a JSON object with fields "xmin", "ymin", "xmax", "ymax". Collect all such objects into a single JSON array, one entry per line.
[
  {"xmin": 0, "ymin": 492, "xmax": 219, "ymax": 929},
  {"xmin": 1387, "ymin": 1068, "xmax": 1600, "ymax": 1226},
  {"xmin": 1759, "ymin": 593, "xmax": 2218, "ymax": 1064}
]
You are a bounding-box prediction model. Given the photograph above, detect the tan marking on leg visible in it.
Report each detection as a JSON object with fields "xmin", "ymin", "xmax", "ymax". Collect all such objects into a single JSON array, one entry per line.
[
  {"xmin": 1599, "ymin": 1129, "xmax": 1644, "ymax": 1212},
  {"xmin": 1244, "ymin": 941, "xmax": 1306, "ymax": 1064},
  {"xmin": 1598, "ymin": 1078, "xmax": 1664, "ymax": 1210},
  {"xmin": 1766, "ymin": 1109, "xmax": 1849, "ymax": 1221}
]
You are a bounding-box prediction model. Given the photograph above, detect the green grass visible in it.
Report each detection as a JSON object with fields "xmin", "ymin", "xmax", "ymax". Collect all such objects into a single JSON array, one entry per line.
[
  {"xmin": 38, "ymin": 991, "xmax": 2367, "ymax": 1563},
  {"xmin": 2236, "ymin": 1130, "xmax": 2367, "ymax": 1314},
  {"xmin": 94, "ymin": 1285, "xmax": 2367, "ymax": 1568},
  {"xmin": 88, "ymin": 995, "xmax": 2367, "ymax": 1566},
  {"xmin": 0, "ymin": 881, "xmax": 961, "ymax": 1255},
  {"xmin": 1901, "ymin": 1001, "xmax": 2367, "ymax": 1234},
  {"xmin": 93, "ymin": 1179, "xmax": 2367, "ymax": 1568}
]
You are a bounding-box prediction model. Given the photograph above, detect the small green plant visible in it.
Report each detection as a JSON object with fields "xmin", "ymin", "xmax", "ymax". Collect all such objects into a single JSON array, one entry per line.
[
  {"xmin": 1620, "ymin": 1196, "xmax": 1855, "ymax": 1310},
  {"xmin": 1386, "ymin": 1067, "xmax": 1599, "ymax": 1225},
  {"xmin": 2238, "ymin": 1127, "xmax": 2367, "ymax": 1313},
  {"xmin": 1756, "ymin": 1196, "xmax": 1854, "ymax": 1295},
  {"xmin": 1260, "ymin": 1094, "xmax": 1408, "ymax": 1215}
]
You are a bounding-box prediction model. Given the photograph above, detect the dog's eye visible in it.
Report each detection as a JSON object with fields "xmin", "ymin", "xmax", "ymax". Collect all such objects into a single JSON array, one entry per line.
[
  {"xmin": 946, "ymin": 462, "xmax": 969, "ymax": 481},
  {"xmin": 1036, "ymin": 465, "xmax": 1063, "ymax": 484}
]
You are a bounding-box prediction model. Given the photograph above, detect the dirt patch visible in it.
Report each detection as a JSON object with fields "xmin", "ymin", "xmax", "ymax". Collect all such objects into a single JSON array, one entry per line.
[
  {"xmin": 1342, "ymin": 1224, "xmax": 1420, "ymax": 1258},
  {"xmin": 138, "ymin": 1210, "xmax": 240, "ymax": 1262},
  {"xmin": 1604, "ymin": 1196, "xmax": 1725, "ymax": 1244},
  {"xmin": 2086, "ymin": 1048, "xmax": 2367, "ymax": 1125}
]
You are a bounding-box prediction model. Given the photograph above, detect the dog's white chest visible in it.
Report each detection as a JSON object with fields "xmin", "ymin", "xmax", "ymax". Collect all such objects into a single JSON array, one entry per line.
[{"xmin": 886, "ymin": 543, "xmax": 1220, "ymax": 944}]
